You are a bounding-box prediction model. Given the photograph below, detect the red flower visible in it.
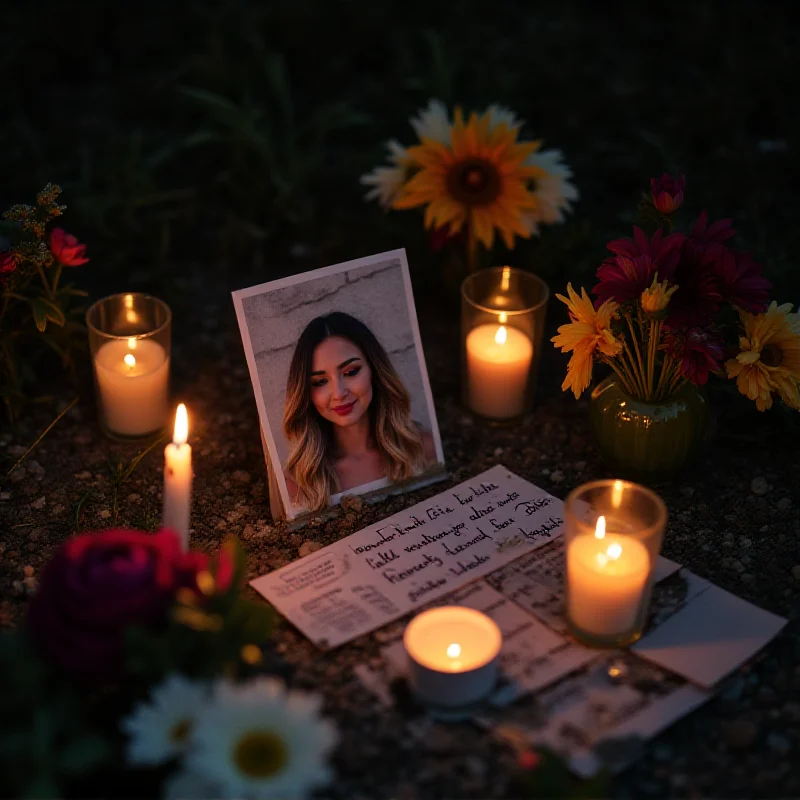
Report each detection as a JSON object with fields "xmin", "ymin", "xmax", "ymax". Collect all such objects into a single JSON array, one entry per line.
[
  {"xmin": 665, "ymin": 326, "xmax": 724, "ymax": 385},
  {"xmin": 50, "ymin": 228, "xmax": 89, "ymax": 266},
  {"xmin": 518, "ymin": 750, "xmax": 541, "ymax": 770},
  {"xmin": 593, "ymin": 226, "xmax": 684, "ymax": 306},
  {"xmin": 651, "ymin": 174, "xmax": 685, "ymax": 214},
  {"xmin": 0, "ymin": 251, "xmax": 16, "ymax": 284},
  {"xmin": 429, "ymin": 224, "xmax": 466, "ymax": 253},
  {"xmin": 712, "ymin": 250, "xmax": 771, "ymax": 314},
  {"xmin": 27, "ymin": 529, "xmax": 199, "ymax": 681},
  {"xmin": 683, "ymin": 210, "xmax": 736, "ymax": 265}
]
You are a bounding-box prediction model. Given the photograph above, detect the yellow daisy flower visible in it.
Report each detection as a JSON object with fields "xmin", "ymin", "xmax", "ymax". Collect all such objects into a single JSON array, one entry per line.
[
  {"xmin": 551, "ymin": 283, "xmax": 623, "ymax": 399},
  {"xmin": 641, "ymin": 275, "xmax": 678, "ymax": 315},
  {"xmin": 392, "ymin": 107, "xmax": 546, "ymax": 252},
  {"xmin": 725, "ymin": 301, "xmax": 800, "ymax": 411}
]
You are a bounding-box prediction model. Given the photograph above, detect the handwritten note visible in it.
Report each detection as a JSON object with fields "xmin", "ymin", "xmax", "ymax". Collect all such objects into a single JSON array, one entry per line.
[{"xmin": 251, "ymin": 465, "xmax": 565, "ymax": 648}]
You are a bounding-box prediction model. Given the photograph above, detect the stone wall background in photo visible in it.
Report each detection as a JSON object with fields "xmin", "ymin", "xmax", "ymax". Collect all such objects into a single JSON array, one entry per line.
[{"xmin": 240, "ymin": 256, "xmax": 435, "ymax": 467}]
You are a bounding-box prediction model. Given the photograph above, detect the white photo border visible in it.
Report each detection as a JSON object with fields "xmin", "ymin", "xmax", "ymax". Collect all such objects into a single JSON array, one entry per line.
[{"xmin": 232, "ymin": 248, "xmax": 445, "ymax": 520}]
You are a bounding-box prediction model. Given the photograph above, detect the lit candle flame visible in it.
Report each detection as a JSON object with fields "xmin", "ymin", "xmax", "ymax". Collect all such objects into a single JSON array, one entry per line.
[
  {"xmin": 495, "ymin": 326, "xmax": 508, "ymax": 345},
  {"xmin": 446, "ymin": 643, "xmax": 461, "ymax": 659},
  {"xmin": 594, "ymin": 515, "xmax": 606, "ymax": 540},
  {"xmin": 124, "ymin": 294, "xmax": 134, "ymax": 309},
  {"xmin": 124, "ymin": 353, "xmax": 136, "ymax": 369},
  {"xmin": 611, "ymin": 479, "xmax": 624, "ymax": 509},
  {"xmin": 173, "ymin": 403, "xmax": 188, "ymax": 446},
  {"xmin": 127, "ymin": 337, "xmax": 137, "ymax": 350},
  {"xmin": 607, "ymin": 542, "xmax": 622, "ymax": 560}
]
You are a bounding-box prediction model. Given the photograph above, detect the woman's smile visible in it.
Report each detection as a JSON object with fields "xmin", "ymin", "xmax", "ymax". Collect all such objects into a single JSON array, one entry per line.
[{"xmin": 332, "ymin": 400, "xmax": 357, "ymax": 416}]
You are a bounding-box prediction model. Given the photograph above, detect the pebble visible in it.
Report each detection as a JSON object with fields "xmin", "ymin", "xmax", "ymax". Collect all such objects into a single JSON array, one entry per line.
[
  {"xmin": 9, "ymin": 467, "xmax": 26, "ymax": 483},
  {"xmin": 99, "ymin": 510, "xmax": 111, "ymax": 520},
  {"xmin": 232, "ymin": 470, "xmax": 251, "ymax": 484},
  {"xmin": 493, "ymin": 447, "xmax": 504, "ymax": 457},
  {"xmin": 767, "ymin": 732, "xmax": 791, "ymax": 754},
  {"xmin": 723, "ymin": 719, "xmax": 758, "ymax": 749},
  {"xmin": 751, "ymin": 477, "xmax": 770, "ymax": 495},
  {"xmin": 74, "ymin": 471, "xmax": 92, "ymax": 480},
  {"xmin": 299, "ymin": 540, "xmax": 324, "ymax": 557},
  {"xmin": 0, "ymin": 492, "xmax": 10, "ymax": 501},
  {"xmin": 31, "ymin": 497, "xmax": 46, "ymax": 510},
  {"xmin": 127, "ymin": 493, "xmax": 140, "ymax": 503},
  {"xmin": 740, "ymin": 537, "xmax": 752, "ymax": 548},
  {"xmin": 550, "ymin": 469, "xmax": 565, "ymax": 483},
  {"xmin": 27, "ymin": 460, "xmax": 45, "ymax": 477}
]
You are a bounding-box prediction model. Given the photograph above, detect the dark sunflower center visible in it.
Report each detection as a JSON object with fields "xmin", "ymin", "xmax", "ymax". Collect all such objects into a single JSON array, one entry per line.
[
  {"xmin": 233, "ymin": 730, "xmax": 288, "ymax": 779},
  {"xmin": 761, "ymin": 343, "xmax": 783, "ymax": 367},
  {"xmin": 446, "ymin": 158, "xmax": 501, "ymax": 206}
]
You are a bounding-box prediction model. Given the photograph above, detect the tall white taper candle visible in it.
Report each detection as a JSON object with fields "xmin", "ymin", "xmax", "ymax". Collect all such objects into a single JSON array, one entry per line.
[{"xmin": 163, "ymin": 403, "xmax": 192, "ymax": 551}]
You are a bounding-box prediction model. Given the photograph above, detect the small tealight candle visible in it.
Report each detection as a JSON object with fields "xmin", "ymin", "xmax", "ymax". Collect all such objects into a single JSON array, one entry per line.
[
  {"xmin": 403, "ymin": 606, "xmax": 502, "ymax": 708},
  {"xmin": 564, "ymin": 480, "xmax": 667, "ymax": 647},
  {"xmin": 163, "ymin": 404, "xmax": 192, "ymax": 551}
]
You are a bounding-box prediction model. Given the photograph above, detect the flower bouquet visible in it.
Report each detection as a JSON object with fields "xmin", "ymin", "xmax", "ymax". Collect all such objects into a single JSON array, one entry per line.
[
  {"xmin": 551, "ymin": 175, "xmax": 799, "ymax": 476},
  {"xmin": 0, "ymin": 184, "xmax": 89, "ymax": 420},
  {"xmin": 0, "ymin": 529, "xmax": 337, "ymax": 800},
  {"xmin": 361, "ymin": 101, "xmax": 578, "ymax": 275}
]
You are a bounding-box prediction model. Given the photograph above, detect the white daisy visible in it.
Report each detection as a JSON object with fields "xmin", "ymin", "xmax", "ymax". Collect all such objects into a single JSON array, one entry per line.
[
  {"xmin": 187, "ymin": 676, "xmax": 338, "ymax": 800},
  {"xmin": 521, "ymin": 148, "xmax": 579, "ymax": 234},
  {"xmin": 164, "ymin": 769, "xmax": 222, "ymax": 800},
  {"xmin": 360, "ymin": 139, "xmax": 410, "ymax": 208},
  {"xmin": 409, "ymin": 99, "xmax": 452, "ymax": 144},
  {"xmin": 121, "ymin": 674, "xmax": 208, "ymax": 766},
  {"xmin": 485, "ymin": 103, "xmax": 524, "ymax": 131}
]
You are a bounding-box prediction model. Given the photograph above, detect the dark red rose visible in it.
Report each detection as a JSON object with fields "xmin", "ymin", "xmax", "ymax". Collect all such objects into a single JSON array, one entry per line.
[
  {"xmin": 27, "ymin": 529, "xmax": 193, "ymax": 681},
  {"xmin": 0, "ymin": 251, "xmax": 16, "ymax": 284},
  {"xmin": 651, "ymin": 174, "xmax": 685, "ymax": 214},
  {"xmin": 665, "ymin": 326, "xmax": 724, "ymax": 385},
  {"xmin": 50, "ymin": 228, "xmax": 89, "ymax": 266}
]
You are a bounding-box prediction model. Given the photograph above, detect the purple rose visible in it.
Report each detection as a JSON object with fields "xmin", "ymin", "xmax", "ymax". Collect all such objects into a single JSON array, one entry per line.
[{"xmin": 27, "ymin": 529, "xmax": 192, "ymax": 681}]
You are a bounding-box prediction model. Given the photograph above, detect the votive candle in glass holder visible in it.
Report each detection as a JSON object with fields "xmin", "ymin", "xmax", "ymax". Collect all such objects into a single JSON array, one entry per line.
[
  {"xmin": 86, "ymin": 293, "xmax": 171, "ymax": 440},
  {"xmin": 461, "ymin": 266, "xmax": 549, "ymax": 421},
  {"xmin": 564, "ymin": 479, "xmax": 667, "ymax": 648}
]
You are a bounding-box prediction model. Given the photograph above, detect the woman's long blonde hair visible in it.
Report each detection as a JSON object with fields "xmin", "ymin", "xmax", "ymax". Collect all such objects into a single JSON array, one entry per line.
[{"xmin": 283, "ymin": 312, "xmax": 427, "ymax": 511}]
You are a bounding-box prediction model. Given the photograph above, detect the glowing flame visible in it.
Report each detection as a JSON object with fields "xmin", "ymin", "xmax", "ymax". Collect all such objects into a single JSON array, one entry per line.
[
  {"xmin": 607, "ymin": 542, "xmax": 623, "ymax": 560},
  {"xmin": 611, "ymin": 479, "xmax": 624, "ymax": 509},
  {"xmin": 594, "ymin": 515, "xmax": 606, "ymax": 540},
  {"xmin": 173, "ymin": 403, "xmax": 188, "ymax": 446},
  {"xmin": 495, "ymin": 326, "xmax": 508, "ymax": 345},
  {"xmin": 124, "ymin": 294, "xmax": 138, "ymax": 324},
  {"xmin": 124, "ymin": 294, "xmax": 134, "ymax": 309},
  {"xmin": 501, "ymin": 266, "xmax": 511, "ymax": 292},
  {"xmin": 127, "ymin": 337, "xmax": 137, "ymax": 350},
  {"xmin": 498, "ymin": 312, "xmax": 508, "ymax": 324},
  {"xmin": 123, "ymin": 353, "xmax": 136, "ymax": 369},
  {"xmin": 446, "ymin": 643, "xmax": 461, "ymax": 659}
]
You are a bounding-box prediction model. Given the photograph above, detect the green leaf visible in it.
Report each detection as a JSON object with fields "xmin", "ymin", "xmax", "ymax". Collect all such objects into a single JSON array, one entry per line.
[{"xmin": 30, "ymin": 298, "xmax": 66, "ymax": 331}]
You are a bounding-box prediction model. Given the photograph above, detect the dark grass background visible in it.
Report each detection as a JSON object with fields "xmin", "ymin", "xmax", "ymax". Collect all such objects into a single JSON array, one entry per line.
[{"xmin": 3, "ymin": 0, "xmax": 798, "ymax": 305}]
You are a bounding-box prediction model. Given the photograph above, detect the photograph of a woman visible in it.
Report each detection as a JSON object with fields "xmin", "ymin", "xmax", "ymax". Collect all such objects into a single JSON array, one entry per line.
[
  {"xmin": 233, "ymin": 249, "xmax": 445, "ymax": 520},
  {"xmin": 283, "ymin": 312, "xmax": 437, "ymax": 511}
]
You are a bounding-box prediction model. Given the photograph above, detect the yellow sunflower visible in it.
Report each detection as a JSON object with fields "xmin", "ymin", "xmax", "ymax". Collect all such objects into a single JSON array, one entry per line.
[
  {"xmin": 392, "ymin": 108, "xmax": 546, "ymax": 255},
  {"xmin": 725, "ymin": 301, "xmax": 800, "ymax": 411},
  {"xmin": 551, "ymin": 284, "xmax": 623, "ymax": 399}
]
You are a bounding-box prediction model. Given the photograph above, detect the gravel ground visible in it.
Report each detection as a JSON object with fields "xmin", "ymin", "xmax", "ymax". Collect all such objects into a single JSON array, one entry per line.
[{"xmin": 1, "ymin": 286, "xmax": 799, "ymax": 799}]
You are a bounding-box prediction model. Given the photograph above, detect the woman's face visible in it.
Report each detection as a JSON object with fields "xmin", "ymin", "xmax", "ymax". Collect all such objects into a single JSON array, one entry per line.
[{"xmin": 310, "ymin": 336, "xmax": 373, "ymax": 427}]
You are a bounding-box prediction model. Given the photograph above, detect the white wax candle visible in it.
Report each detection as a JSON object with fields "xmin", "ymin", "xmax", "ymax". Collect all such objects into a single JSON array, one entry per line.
[
  {"xmin": 163, "ymin": 404, "xmax": 192, "ymax": 551},
  {"xmin": 566, "ymin": 519, "xmax": 650, "ymax": 638},
  {"xmin": 466, "ymin": 324, "xmax": 533, "ymax": 419},
  {"xmin": 404, "ymin": 606, "xmax": 502, "ymax": 707},
  {"xmin": 94, "ymin": 338, "xmax": 169, "ymax": 436}
]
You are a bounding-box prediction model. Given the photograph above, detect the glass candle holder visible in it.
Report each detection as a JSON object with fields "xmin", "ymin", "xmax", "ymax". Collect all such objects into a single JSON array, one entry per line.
[
  {"xmin": 461, "ymin": 266, "xmax": 549, "ymax": 421},
  {"xmin": 86, "ymin": 293, "xmax": 171, "ymax": 440},
  {"xmin": 563, "ymin": 479, "xmax": 667, "ymax": 648}
]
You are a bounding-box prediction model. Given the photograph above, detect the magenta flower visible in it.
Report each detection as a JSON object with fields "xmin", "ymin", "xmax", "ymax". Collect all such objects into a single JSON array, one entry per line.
[
  {"xmin": 665, "ymin": 326, "xmax": 724, "ymax": 385},
  {"xmin": 0, "ymin": 251, "xmax": 16, "ymax": 284},
  {"xmin": 712, "ymin": 250, "xmax": 771, "ymax": 314},
  {"xmin": 50, "ymin": 228, "xmax": 89, "ymax": 266},
  {"xmin": 593, "ymin": 226, "xmax": 685, "ymax": 306},
  {"xmin": 651, "ymin": 174, "xmax": 686, "ymax": 214}
]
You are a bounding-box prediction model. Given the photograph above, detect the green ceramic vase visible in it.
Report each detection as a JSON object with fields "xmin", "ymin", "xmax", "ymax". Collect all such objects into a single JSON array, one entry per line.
[{"xmin": 589, "ymin": 374, "xmax": 709, "ymax": 482}]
